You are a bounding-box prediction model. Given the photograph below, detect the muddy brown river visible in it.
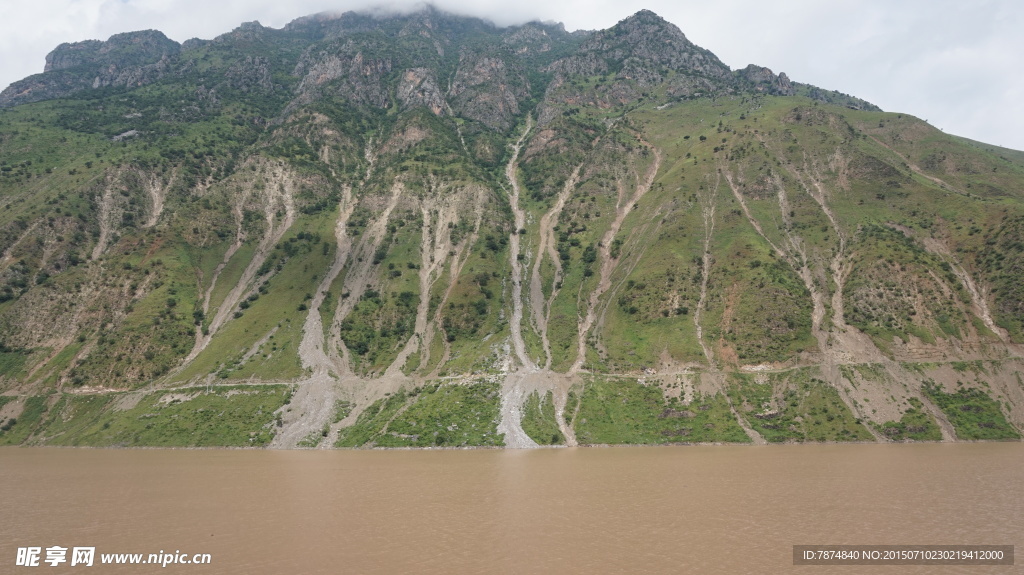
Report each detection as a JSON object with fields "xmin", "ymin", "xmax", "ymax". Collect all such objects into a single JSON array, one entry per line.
[{"xmin": 2, "ymin": 443, "xmax": 1021, "ymax": 574}]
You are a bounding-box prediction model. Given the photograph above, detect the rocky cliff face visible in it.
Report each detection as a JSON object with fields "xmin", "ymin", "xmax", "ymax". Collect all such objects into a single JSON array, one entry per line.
[
  {"xmin": 448, "ymin": 49, "xmax": 530, "ymax": 130},
  {"xmin": 736, "ymin": 64, "xmax": 795, "ymax": 95},
  {"xmin": 0, "ymin": 7, "xmax": 1020, "ymax": 449},
  {"xmin": 292, "ymin": 37, "xmax": 396, "ymax": 109},
  {"xmin": 564, "ymin": 9, "xmax": 731, "ymax": 80},
  {"xmin": 540, "ymin": 9, "xmax": 732, "ymax": 113},
  {"xmin": 43, "ymin": 30, "xmax": 179, "ymax": 72},
  {"xmin": 396, "ymin": 67, "xmax": 447, "ymax": 115},
  {"xmin": 0, "ymin": 31, "xmax": 179, "ymax": 107}
]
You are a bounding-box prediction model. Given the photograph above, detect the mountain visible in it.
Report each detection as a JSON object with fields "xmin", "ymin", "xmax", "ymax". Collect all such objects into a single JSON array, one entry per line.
[{"xmin": 0, "ymin": 7, "xmax": 1021, "ymax": 448}]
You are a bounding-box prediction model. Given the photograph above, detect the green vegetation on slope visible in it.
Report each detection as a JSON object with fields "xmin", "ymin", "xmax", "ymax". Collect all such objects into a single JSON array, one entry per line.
[
  {"xmin": 335, "ymin": 381, "xmax": 503, "ymax": 447},
  {"xmin": 521, "ymin": 391, "xmax": 564, "ymax": 445},
  {"xmin": 873, "ymin": 397, "xmax": 942, "ymax": 441},
  {"xmin": 377, "ymin": 382, "xmax": 502, "ymax": 447},
  {"xmin": 0, "ymin": 386, "xmax": 291, "ymax": 446},
  {"xmin": 727, "ymin": 370, "xmax": 875, "ymax": 443},
  {"xmin": 0, "ymin": 396, "xmax": 49, "ymax": 445},
  {"xmin": 0, "ymin": 8, "xmax": 1022, "ymax": 447},
  {"xmin": 573, "ymin": 377, "xmax": 750, "ymax": 444},
  {"xmin": 924, "ymin": 382, "xmax": 1020, "ymax": 440}
]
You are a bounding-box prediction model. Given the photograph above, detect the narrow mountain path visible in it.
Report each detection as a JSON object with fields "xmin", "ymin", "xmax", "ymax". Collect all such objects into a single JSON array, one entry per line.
[
  {"xmin": 187, "ymin": 217, "xmax": 243, "ymax": 357},
  {"xmin": 725, "ymin": 392, "xmax": 767, "ymax": 445},
  {"xmin": 326, "ymin": 183, "xmax": 402, "ymax": 372},
  {"xmin": 504, "ymin": 116, "xmax": 536, "ymax": 370},
  {"xmin": 530, "ymin": 164, "xmax": 582, "ymax": 369},
  {"xmin": 297, "ymin": 185, "xmax": 354, "ymax": 379},
  {"xmin": 0, "ymin": 221, "xmax": 39, "ymax": 268},
  {"xmin": 572, "ymin": 142, "xmax": 661, "ymax": 373},
  {"xmin": 176, "ymin": 164, "xmax": 296, "ymax": 372},
  {"xmin": 428, "ymin": 189, "xmax": 486, "ymax": 375},
  {"xmin": 592, "ymin": 230, "xmax": 655, "ymax": 357},
  {"xmin": 265, "ymin": 186, "xmax": 358, "ymax": 450},
  {"xmin": 385, "ymin": 195, "xmax": 461, "ymax": 377},
  {"xmin": 694, "ymin": 175, "xmax": 719, "ymax": 368},
  {"xmin": 692, "ymin": 175, "xmax": 765, "ymax": 445},
  {"xmin": 725, "ymin": 168, "xmax": 888, "ymax": 440},
  {"xmin": 914, "ymin": 231, "xmax": 1011, "ymax": 345},
  {"xmin": 868, "ymin": 135, "xmax": 968, "ymax": 196}
]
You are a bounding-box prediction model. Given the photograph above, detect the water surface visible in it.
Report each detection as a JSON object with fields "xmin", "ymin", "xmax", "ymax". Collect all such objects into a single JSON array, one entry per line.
[{"xmin": 2, "ymin": 444, "xmax": 1021, "ymax": 573}]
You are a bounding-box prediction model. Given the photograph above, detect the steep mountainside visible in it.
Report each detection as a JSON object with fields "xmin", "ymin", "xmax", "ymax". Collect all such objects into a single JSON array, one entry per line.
[{"xmin": 0, "ymin": 7, "xmax": 1021, "ymax": 448}]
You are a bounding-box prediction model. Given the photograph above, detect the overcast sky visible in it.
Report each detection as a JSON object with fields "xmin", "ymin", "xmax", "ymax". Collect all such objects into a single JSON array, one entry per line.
[{"xmin": 1, "ymin": 0, "xmax": 1021, "ymax": 151}]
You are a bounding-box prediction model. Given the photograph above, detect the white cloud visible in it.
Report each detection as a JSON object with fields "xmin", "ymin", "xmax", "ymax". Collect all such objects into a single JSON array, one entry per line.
[{"xmin": 1, "ymin": 0, "xmax": 1022, "ymax": 150}]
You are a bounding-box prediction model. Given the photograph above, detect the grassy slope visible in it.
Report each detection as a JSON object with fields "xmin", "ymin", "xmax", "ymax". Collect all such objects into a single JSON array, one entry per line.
[
  {"xmin": 1, "ymin": 47, "xmax": 1023, "ymax": 447},
  {"xmin": 574, "ymin": 376, "xmax": 750, "ymax": 444}
]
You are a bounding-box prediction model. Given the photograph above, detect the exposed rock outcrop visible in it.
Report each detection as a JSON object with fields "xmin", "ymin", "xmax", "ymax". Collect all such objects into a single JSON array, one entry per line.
[
  {"xmin": 0, "ymin": 30, "xmax": 179, "ymax": 107},
  {"xmin": 447, "ymin": 50, "xmax": 529, "ymax": 130},
  {"xmin": 291, "ymin": 39, "xmax": 394, "ymax": 109},
  {"xmin": 397, "ymin": 68, "xmax": 446, "ymax": 116},
  {"xmin": 538, "ymin": 10, "xmax": 735, "ymax": 120},
  {"xmin": 736, "ymin": 64, "xmax": 795, "ymax": 96}
]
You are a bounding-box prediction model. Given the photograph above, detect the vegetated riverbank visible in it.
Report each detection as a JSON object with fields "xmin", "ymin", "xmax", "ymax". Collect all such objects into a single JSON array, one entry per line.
[
  {"xmin": 2, "ymin": 7, "xmax": 1024, "ymax": 462},
  {"xmin": 2, "ymin": 358, "xmax": 1021, "ymax": 448}
]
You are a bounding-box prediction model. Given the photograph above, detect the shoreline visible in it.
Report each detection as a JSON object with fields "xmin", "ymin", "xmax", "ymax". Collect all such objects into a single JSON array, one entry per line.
[{"xmin": 2, "ymin": 437, "xmax": 1020, "ymax": 452}]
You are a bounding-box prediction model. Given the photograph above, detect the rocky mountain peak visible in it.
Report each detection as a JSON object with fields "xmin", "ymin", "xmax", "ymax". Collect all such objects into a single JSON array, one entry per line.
[
  {"xmin": 216, "ymin": 20, "xmax": 273, "ymax": 44},
  {"xmin": 736, "ymin": 64, "xmax": 795, "ymax": 96},
  {"xmin": 546, "ymin": 9, "xmax": 730, "ymax": 84},
  {"xmin": 1, "ymin": 30, "xmax": 179, "ymax": 108},
  {"xmin": 43, "ymin": 30, "xmax": 179, "ymax": 73},
  {"xmin": 535, "ymin": 9, "xmax": 734, "ymax": 122},
  {"xmin": 614, "ymin": 9, "xmax": 688, "ymax": 40},
  {"xmin": 1, "ymin": 7, "xmax": 875, "ymax": 116}
]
